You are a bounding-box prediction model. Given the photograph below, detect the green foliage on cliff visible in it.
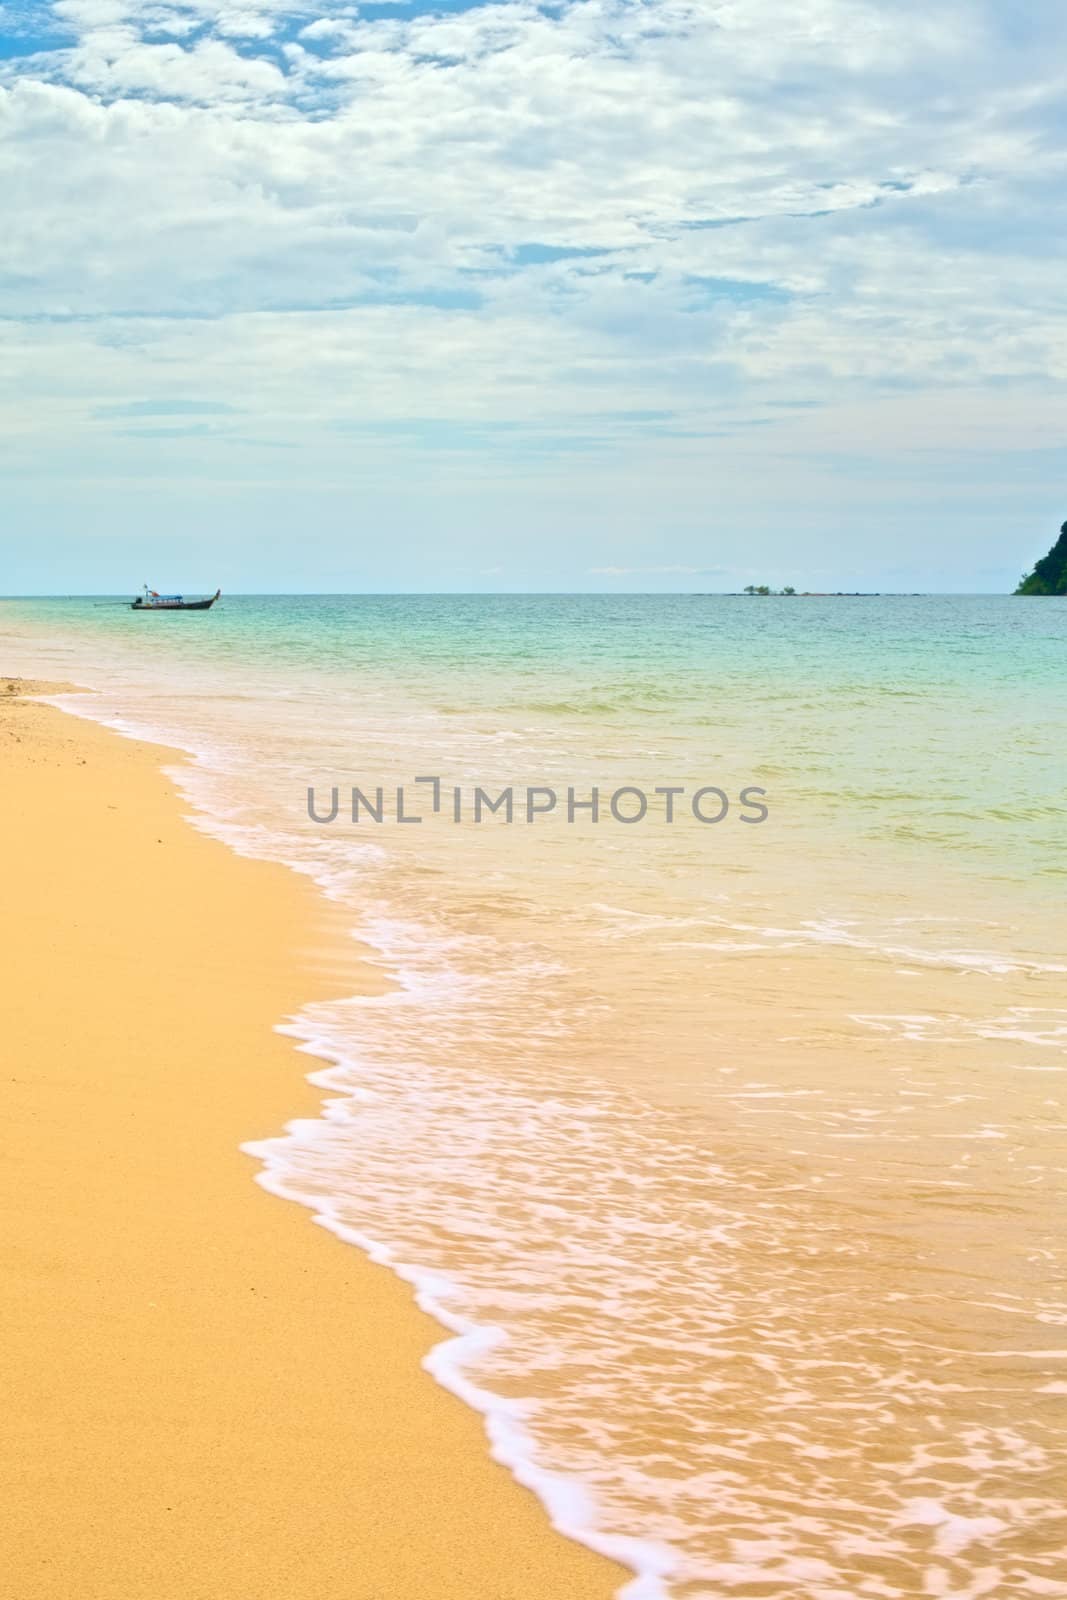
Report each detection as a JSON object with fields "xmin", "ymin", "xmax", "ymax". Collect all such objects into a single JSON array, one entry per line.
[{"xmin": 1016, "ymin": 521, "xmax": 1067, "ymax": 594}]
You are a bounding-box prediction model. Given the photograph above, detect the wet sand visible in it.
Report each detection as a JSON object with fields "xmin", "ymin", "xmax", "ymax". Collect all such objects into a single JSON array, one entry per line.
[{"xmin": 0, "ymin": 680, "xmax": 625, "ymax": 1600}]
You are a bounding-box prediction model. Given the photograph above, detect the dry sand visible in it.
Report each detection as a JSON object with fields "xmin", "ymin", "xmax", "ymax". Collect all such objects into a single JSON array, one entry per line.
[{"xmin": 0, "ymin": 680, "xmax": 625, "ymax": 1600}]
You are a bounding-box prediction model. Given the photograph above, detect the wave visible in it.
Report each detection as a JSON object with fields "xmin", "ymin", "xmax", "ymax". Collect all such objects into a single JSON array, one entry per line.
[{"xmin": 13, "ymin": 628, "xmax": 1065, "ymax": 1600}]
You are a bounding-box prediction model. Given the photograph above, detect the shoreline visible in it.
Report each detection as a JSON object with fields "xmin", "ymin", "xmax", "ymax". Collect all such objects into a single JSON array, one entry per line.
[{"xmin": 0, "ymin": 680, "xmax": 627, "ymax": 1600}]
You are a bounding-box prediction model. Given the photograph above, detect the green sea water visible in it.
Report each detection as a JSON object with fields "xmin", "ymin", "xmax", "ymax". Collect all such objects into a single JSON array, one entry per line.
[
  {"xmin": 2, "ymin": 593, "xmax": 1065, "ymax": 1599},
  {"xmin": 4, "ymin": 592, "xmax": 1064, "ymax": 884}
]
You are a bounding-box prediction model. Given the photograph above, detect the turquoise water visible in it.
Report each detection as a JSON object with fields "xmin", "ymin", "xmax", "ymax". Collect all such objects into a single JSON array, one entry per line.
[
  {"xmin": 2, "ymin": 595, "xmax": 1065, "ymax": 1599},
  {"xmin": 5, "ymin": 594, "xmax": 1065, "ymax": 889}
]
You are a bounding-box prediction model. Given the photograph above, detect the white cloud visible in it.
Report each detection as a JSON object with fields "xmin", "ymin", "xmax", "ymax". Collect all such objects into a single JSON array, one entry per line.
[
  {"xmin": 2, "ymin": 0, "xmax": 1066, "ymax": 585},
  {"xmin": 215, "ymin": 11, "xmax": 276, "ymax": 39}
]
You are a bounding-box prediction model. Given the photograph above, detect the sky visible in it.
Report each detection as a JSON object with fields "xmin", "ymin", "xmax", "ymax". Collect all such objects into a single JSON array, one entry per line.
[{"xmin": 1, "ymin": 0, "xmax": 1065, "ymax": 593}]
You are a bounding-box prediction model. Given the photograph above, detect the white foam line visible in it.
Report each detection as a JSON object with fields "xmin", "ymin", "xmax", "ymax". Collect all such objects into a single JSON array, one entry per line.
[
  {"xmin": 37, "ymin": 680, "xmax": 677, "ymax": 1597},
  {"xmin": 34, "ymin": 686, "xmax": 209, "ymax": 763},
  {"xmin": 245, "ymin": 1034, "xmax": 676, "ymax": 1600}
]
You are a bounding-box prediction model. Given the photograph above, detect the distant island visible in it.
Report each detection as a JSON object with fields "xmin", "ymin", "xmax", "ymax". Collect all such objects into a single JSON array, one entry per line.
[
  {"xmin": 1015, "ymin": 521, "xmax": 1067, "ymax": 594},
  {"xmin": 739, "ymin": 586, "xmax": 882, "ymax": 596}
]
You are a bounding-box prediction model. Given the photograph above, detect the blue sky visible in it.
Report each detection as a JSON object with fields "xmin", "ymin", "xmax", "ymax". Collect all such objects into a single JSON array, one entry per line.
[{"xmin": 1, "ymin": 0, "xmax": 1065, "ymax": 592}]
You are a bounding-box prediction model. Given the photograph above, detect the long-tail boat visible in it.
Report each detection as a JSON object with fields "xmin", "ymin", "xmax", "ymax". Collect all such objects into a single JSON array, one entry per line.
[{"xmin": 131, "ymin": 586, "xmax": 222, "ymax": 611}]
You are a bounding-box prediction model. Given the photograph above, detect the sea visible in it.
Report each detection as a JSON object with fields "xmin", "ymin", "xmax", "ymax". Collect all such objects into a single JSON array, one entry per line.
[{"xmin": 2, "ymin": 593, "xmax": 1064, "ymax": 1599}]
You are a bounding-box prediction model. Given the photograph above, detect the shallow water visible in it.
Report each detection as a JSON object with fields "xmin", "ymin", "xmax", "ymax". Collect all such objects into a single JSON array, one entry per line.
[{"xmin": 3, "ymin": 594, "xmax": 1065, "ymax": 1597}]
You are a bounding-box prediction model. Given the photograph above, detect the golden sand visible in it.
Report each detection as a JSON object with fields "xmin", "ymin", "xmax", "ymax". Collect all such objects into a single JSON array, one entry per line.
[{"xmin": 0, "ymin": 681, "xmax": 624, "ymax": 1600}]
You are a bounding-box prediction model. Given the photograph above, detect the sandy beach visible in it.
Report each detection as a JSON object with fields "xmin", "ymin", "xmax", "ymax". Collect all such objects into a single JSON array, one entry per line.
[{"xmin": 0, "ymin": 680, "xmax": 625, "ymax": 1600}]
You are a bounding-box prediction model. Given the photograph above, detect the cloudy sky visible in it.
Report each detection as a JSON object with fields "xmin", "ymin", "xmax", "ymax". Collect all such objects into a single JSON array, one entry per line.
[{"xmin": 2, "ymin": 0, "xmax": 1065, "ymax": 592}]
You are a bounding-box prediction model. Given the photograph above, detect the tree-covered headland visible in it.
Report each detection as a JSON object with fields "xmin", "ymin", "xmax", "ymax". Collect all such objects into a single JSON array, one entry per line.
[{"xmin": 1016, "ymin": 521, "xmax": 1067, "ymax": 594}]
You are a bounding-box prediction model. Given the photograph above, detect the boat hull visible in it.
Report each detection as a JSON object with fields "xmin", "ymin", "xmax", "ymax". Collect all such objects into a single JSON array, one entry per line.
[{"xmin": 130, "ymin": 594, "xmax": 220, "ymax": 612}]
